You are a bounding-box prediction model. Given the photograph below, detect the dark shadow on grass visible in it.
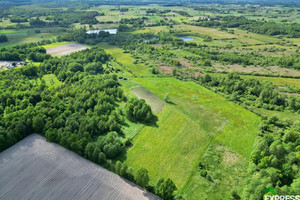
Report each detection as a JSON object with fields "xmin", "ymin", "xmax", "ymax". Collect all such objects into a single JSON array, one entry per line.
[
  {"xmin": 165, "ymin": 100, "xmax": 176, "ymax": 105},
  {"xmin": 141, "ymin": 115, "xmax": 158, "ymax": 127}
]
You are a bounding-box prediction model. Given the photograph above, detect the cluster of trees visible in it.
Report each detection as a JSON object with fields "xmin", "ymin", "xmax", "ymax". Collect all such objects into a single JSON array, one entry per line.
[
  {"xmin": 46, "ymin": 11, "xmax": 99, "ymax": 26},
  {"xmin": 192, "ymin": 16, "xmax": 300, "ymax": 37},
  {"xmin": 173, "ymin": 10, "xmax": 191, "ymax": 17},
  {"xmin": 0, "ymin": 44, "xmax": 50, "ymax": 61},
  {"xmin": 39, "ymin": 47, "xmax": 111, "ymax": 81},
  {"xmin": 5, "ymin": 7, "xmax": 101, "ymax": 28},
  {"xmin": 57, "ymin": 28, "xmax": 111, "ymax": 45},
  {"xmin": 242, "ymin": 117, "xmax": 300, "ymax": 199},
  {"xmin": 185, "ymin": 47, "xmax": 300, "ymax": 70},
  {"xmin": 125, "ymin": 98, "xmax": 155, "ymax": 123},
  {"xmin": 146, "ymin": 9, "xmax": 171, "ymax": 14},
  {"xmin": 10, "ymin": 17, "xmax": 28, "ymax": 23},
  {"xmin": 0, "ymin": 34, "xmax": 8, "ymax": 43},
  {"xmin": 198, "ymin": 73, "xmax": 300, "ymax": 112}
]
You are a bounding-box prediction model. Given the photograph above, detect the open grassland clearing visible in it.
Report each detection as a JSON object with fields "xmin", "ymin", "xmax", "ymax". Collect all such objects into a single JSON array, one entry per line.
[
  {"xmin": 212, "ymin": 73, "xmax": 300, "ymax": 89},
  {"xmin": 126, "ymin": 104, "xmax": 212, "ymax": 187},
  {"xmin": 41, "ymin": 42, "xmax": 71, "ymax": 49},
  {"xmin": 242, "ymin": 44, "xmax": 297, "ymax": 53},
  {"xmin": 0, "ymin": 30, "xmax": 27, "ymax": 35},
  {"xmin": 0, "ymin": 134, "xmax": 160, "ymax": 200},
  {"xmin": 46, "ymin": 43, "xmax": 88, "ymax": 57},
  {"xmin": 181, "ymin": 144, "xmax": 249, "ymax": 200},
  {"xmin": 126, "ymin": 77, "xmax": 260, "ymax": 195},
  {"xmin": 208, "ymin": 73, "xmax": 300, "ymax": 89},
  {"xmin": 250, "ymin": 107, "xmax": 300, "ymax": 121},
  {"xmin": 231, "ymin": 28, "xmax": 282, "ymax": 44},
  {"xmin": 0, "ymin": 19, "xmax": 29, "ymax": 28},
  {"xmin": 133, "ymin": 26, "xmax": 170, "ymax": 34},
  {"xmin": 136, "ymin": 25, "xmax": 235, "ymax": 39},
  {"xmin": 288, "ymin": 38, "xmax": 300, "ymax": 46},
  {"xmin": 240, "ymin": 75, "xmax": 300, "ymax": 89},
  {"xmin": 173, "ymin": 25, "xmax": 235, "ymax": 39},
  {"xmin": 100, "ymin": 43, "xmax": 151, "ymax": 76}
]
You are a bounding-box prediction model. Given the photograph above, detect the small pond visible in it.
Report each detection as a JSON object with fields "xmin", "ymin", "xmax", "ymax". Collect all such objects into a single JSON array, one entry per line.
[{"xmin": 178, "ymin": 36, "xmax": 194, "ymax": 41}]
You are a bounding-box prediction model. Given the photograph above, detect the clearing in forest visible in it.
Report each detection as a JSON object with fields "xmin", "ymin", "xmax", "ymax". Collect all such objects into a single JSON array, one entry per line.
[
  {"xmin": 125, "ymin": 77, "xmax": 260, "ymax": 198},
  {"xmin": 100, "ymin": 43, "xmax": 151, "ymax": 76}
]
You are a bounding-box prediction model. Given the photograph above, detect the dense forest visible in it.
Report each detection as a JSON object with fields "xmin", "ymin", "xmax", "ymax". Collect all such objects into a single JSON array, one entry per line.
[
  {"xmin": 0, "ymin": 46, "xmax": 176, "ymax": 200},
  {"xmin": 0, "ymin": 43, "xmax": 50, "ymax": 61}
]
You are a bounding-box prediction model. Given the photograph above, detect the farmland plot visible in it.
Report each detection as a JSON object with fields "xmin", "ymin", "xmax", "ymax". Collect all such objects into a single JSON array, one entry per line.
[
  {"xmin": 46, "ymin": 43, "xmax": 88, "ymax": 57},
  {"xmin": 0, "ymin": 134, "xmax": 160, "ymax": 200}
]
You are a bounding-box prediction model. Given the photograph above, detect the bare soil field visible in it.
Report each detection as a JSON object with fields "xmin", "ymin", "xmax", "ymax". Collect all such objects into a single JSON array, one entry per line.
[
  {"xmin": 175, "ymin": 58, "xmax": 195, "ymax": 69},
  {"xmin": 158, "ymin": 65, "xmax": 173, "ymax": 74},
  {"xmin": 46, "ymin": 43, "xmax": 88, "ymax": 57},
  {"xmin": 0, "ymin": 134, "xmax": 160, "ymax": 200},
  {"xmin": 131, "ymin": 86, "xmax": 165, "ymax": 114},
  {"xmin": 0, "ymin": 61, "xmax": 11, "ymax": 67},
  {"xmin": 193, "ymin": 71, "xmax": 204, "ymax": 78}
]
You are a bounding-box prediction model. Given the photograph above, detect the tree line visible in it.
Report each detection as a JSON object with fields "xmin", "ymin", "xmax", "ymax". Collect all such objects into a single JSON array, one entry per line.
[
  {"xmin": 0, "ymin": 43, "xmax": 50, "ymax": 61},
  {"xmin": 198, "ymin": 73, "xmax": 300, "ymax": 113},
  {"xmin": 242, "ymin": 117, "xmax": 300, "ymax": 199},
  {"xmin": 191, "ymin": 16, "xmax": 300, "ymax": 38}
]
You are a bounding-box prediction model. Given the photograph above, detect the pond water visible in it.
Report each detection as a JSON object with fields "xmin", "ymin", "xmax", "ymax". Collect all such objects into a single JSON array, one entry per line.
[{"xmin": 178, "ymin": 36, "xmax": 194, "ymax": 41}]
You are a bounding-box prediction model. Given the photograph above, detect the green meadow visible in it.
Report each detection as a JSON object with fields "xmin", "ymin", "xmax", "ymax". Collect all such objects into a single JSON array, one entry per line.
[
  {"xmin": 125, "ymin": 77, "xmax": 260, "ymax": 198},
  {"xmin": 41, "ymin": 42, "xmax": 71, "ymax": 49},
  {"xmin": 99, "ymin": 43, "xmax": 152, "ymax": 76},
  {"xmin": 0, "ymin": 28, "xmax": 63, "ymax": 47}
]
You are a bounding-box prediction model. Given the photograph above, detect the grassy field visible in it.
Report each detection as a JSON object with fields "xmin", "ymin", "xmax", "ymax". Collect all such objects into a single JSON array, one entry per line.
[
  {"xmin": 99, "ymin": 43, "xmax": 152, "ymax": 76},
  {"xmin": 125, "ymin": 77, "xmax": 260, "ymax": 198},
  {"xmin": 41, "ymin": 42, "xmax": 71, "ymax": 49},
  {"xmin": 181, "ymin": 144, "xmax": 249, "ymax": 199},
  {"xmin": 0, "ymin": 30, "xmax": 27, "ymax": 34},
  {"xmin": 0, "ymin": 28, "xmax": 63, "ymax": 47},
  {"xmin": 240, "ymin": 75, "xmax": 300, "ymax": 89}
]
